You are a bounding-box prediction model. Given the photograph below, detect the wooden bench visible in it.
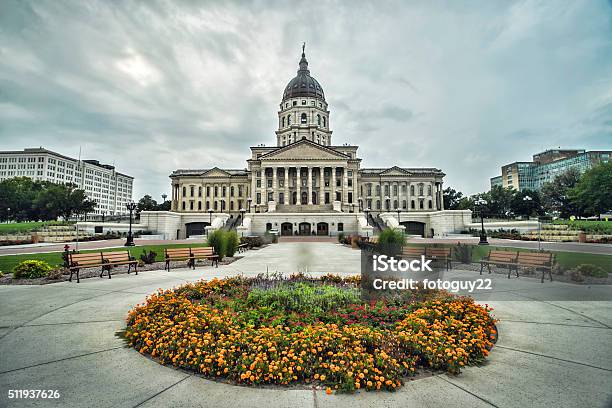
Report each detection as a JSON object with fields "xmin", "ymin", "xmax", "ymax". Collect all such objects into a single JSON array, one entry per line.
[
  {"xmin": 517, "ymin": 251, "xmax": 554, "ymax": 283},
  {"xmin": 165, "ymin": 247, "xmax": 218, "ymax": 271},
  {"xmin": 480, "ymin": 250, "xmax": 519, "ymax": 278},
  {"xmin": 69, "ymin": 250, "xmax": 138, "ymax": 283},
  {"xmin": 190, "ymin": 247, "xmax": 219, "ymax": 268},
  {"xmin": 401, "ymin": 246, "xmax": 426, "ymax": 259},
  {"xmin": 69, "ymin": 252, "xmax": 104, "ymax": 283},
  {"xmin": 426, "ymin": 247, "xmax": 452, "ymax": 270},
  {"xmin": 237, "ymin": 243, "xmax": 249, "ymax": 253},
  {"xmin": 101, "ymin": 250, "xmax": 137, "ymax": 277}
]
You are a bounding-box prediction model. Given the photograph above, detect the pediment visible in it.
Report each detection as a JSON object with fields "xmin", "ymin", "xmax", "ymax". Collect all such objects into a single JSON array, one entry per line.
[
  {"xmin": 260, "ymin": 140, "xmax": 348, "ymax": 161},
  {"xmin": 380, "ymin": 166, "xmax": 411, "ymax": 176},
  {"xmin": 202, "ymin": 167, "xmax": 231, "ymax": 177}
]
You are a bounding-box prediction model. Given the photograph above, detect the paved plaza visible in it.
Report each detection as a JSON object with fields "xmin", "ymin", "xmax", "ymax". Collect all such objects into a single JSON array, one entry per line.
[{"xmin": 0, "ymin": 242, "xmax": 611, "ymax": 407}]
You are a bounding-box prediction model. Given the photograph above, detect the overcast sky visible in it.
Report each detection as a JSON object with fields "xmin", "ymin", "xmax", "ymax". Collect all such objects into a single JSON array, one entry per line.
[{"xmin": 1, "ymin": 0, "xmax": 611, "ymax": 199}]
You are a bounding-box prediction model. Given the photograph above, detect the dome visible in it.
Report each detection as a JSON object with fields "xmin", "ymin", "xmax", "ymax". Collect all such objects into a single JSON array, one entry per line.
[{"xmin": 282, "ymin": 47, "xmax": 325, "ymax": 102}]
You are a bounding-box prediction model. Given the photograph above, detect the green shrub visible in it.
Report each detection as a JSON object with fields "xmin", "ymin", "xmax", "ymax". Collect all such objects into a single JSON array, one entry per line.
[
  {"xmin": 207, "ymin": 229, "xmax": 227, "ymax": 259},
  {"xmin": 225, "ymin": 231, "xmax": 240, "ymax": 257},
  {"xmin": 453, "ymin": 243, "xmax": 473, "ymax": 264},
  {"xmin": 574, "ymin": 264, "xmax": 608, "ymax": 278},
  {"xmin": 338, "ymin": 232, "xmax": 345, "ymax": 243},
  {"xmin": 13, "ymin": 260, "xmax": 53, "ymax": 279},
  {"xmin": 241, "ymin": 236, "xmax": 263, "ymax": 248},
  {"xmin": 377, "ymin": 228, "xmax": 405, "ymax": 255},
  {"xmin": 247, "ymin": 282, "xmax": 361, "ymax": 314}
]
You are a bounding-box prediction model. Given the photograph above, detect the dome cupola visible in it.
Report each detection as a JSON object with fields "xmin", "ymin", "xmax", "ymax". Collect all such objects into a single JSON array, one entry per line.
[{"xmin": 282, "ymin": 44, "xmax": 325, "ymax": 102}]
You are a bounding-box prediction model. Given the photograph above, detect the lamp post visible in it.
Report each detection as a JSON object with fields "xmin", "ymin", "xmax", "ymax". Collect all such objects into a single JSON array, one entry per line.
[
  {"xmin": 523, "ymin": 195, "xmax": 541, "ymax": 250},
  {"xmin": 207, "ymin": 208, "xmax": 214, "ymax": 237},
  {"xmin": 125, "ymin": 201, "xmax": 137, "ymax": 246},
  {"xmin": 102, "ymin": 211, "xmax": 106, "ymax": 223},
  {"xmin": 476, "ymin": 198, "xmax": 489, "ymax": 245},
  {"xmin": 240, "ymin": 208, "xmax": 246, "ymax": 226},
  {"xmin": 358, "ymin": 197, "xmax": 363, "ymax": 212},
  {"xmin": 364, "ymin": 207, "xmax": 371, "ymax": 238},
  {"xmin": 247, "ymin": 197, "xmax": 252, "ymax": 213},
  {"xmin": 396, "ymin": 207, "xmax": 401, "ymax": 224}
]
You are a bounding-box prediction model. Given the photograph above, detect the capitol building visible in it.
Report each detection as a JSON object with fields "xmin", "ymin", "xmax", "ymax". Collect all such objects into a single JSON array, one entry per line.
[{"xmin": 141, "ymin": 47, "xmax": 470, "ymax": 238}]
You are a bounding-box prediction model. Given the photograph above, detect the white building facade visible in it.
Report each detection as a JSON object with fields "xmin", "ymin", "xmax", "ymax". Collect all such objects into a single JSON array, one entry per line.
[
  {"xmin": 0, "ymin": 148, "xmax": 133, "ymax": 215},
  {"xmin": 141, "ymin": 48, "xmax": 471, "ymax": 238}
]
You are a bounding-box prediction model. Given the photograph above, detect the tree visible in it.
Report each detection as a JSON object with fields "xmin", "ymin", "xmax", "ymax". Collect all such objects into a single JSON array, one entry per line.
[
  {"xmin": 137, "ymin": 195, "xmax": 158, "ymax": 214},
  {"xmin": 0, "ymin": 177, "xmax": 95, "ymax": 222},
  {"xmin": 0, "ymin": 177, "xmax": 42, "ymax": 221},
  {"xmin": 157, "ymin": 200, "xmax": 171, "ymax": 211},
  {"xmin": 511, "ymin": 189, "xmax": 543, "ymax": 218},
  {"xmin": 442, "ymin": 187, "xmax": 463, "ymax": 210},
  {"xmin": 487, "ymin": 186, "xmax": 516, "ymax": 218},
  {"xmin": 540, "ymin": 167, "xmax": 581, "ymax": 218},
  {"xmin": 569, "ymin": 162, "xmax": 612, "ymax": 217}
]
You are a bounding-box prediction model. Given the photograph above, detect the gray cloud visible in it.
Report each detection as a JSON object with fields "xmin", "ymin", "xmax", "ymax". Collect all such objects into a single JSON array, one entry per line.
[{"xmin": 0, "ymin": 0, "xmax": 611, "ymax": 198}]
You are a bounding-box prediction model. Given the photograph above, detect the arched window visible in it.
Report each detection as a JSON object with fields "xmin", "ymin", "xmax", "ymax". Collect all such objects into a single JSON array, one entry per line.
[
  {"xmin": 322, "ymin": 116, "xmax": 326, "ymax": 127},
  {"xmin": 411, "ymin": 200, "xmax": 415, "ymax": 209},
  {"xmin": 282, "ymin": 117, "xmax": 285, "ymax": 127},
  {"xmin": 198, "ymin": 201, "xmax": 202, "ymax": 210},
  {"xmin": 419, "ymin": 184, "xmax": 424, "ymax": 196},
  {"xmin": 301, "ymin": 113, "xmax": 307, "ymax": 124},
  {"xmin": 410, "ymin": 185, "xmax": 415, "ymax": 196},
  {"xmin": 317, "ymin": 114, "xmax": 321, "ymax": 125},
  {"xmin": 427, "ymin": 185, "xmax": 432, "ymax": 196},
  {"xmin": 376, "ymin": 200, "xmax": 381, "ymax": 210},
  {"xmin": 393, "ymin": 200, "xmax": 398, "ymax": 210},
  {"xmin": 402, "ymin": 200, "xmax": 407, "ymax": 209},
  {"xmin": 287, "ymin": 115, "xmax": 291, "ymax": 125}
]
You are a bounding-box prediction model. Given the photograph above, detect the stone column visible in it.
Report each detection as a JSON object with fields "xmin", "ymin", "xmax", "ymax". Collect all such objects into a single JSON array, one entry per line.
[
  {"xmin": 353, "ymin": 170, "xmax": 358, "ymax": 207},
  {"xmin": 272, "ymin": 166, "xmax": 278, "ymax": 203},
  {"xmin": 308, "ymin": 166, "xmax": 313, "ymax": 205},
  {"xmin": 296, "ymin": 166, "xmax": 301, "ymax": 205},
  {"xmin": 343, "ymin": 168, "xmax": 348, "ymax": 208},
  {"xmin": 284, "ymin": 166, "xmax": 290, "ymax": 206},
  {"xmin": 261, "ymin": 167, "xmax": 267, "ymax": 206},
  {"xmin": 431, "ymin": 182, "xmax": 436, "ymax": 211},
  {"xmin": 319, "ymin": 167, "xmax": 325, "ymax": 205},
  {"xmin": 250, "ymin": 169, "xmax": 257, "ymax": 212},
  {"xmin": 331, "ymin": 167, "xmax": 337, "ymax": 203}
]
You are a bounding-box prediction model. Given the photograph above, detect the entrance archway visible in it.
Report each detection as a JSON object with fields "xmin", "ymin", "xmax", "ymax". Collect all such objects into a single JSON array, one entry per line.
[
  {"xmin": 316, "ymin": 222, "xmax": 329, "ymax": 236},
  {"xmin": 301, "ymin": 192, "xmax": 308, "ymax": 205},
  {"xmin": 185, "ymin": 222, "xmax": 209, "ymax": 238},
  {"xmin": 298, "ymin": 222, "xmax": 311, "ymax": 236},
  {"xmin": 281, "ymin": 222, "xmax": 293, "ymax": 236},
  {"xmin": 401, "ymin": 221, "xmax": 425, "ymax": 237}
]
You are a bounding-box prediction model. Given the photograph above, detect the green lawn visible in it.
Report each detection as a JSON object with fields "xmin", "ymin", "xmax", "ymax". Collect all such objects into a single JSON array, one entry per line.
[
  {"xmin": 0, "ymin": 242, "xmax": 208, "ymax": 273},
  {"xmin": 0, "ymin": 221, "xmax": 74, "ymax": 235},
  {"xmin": 406, "ymin": 243, "xmax": 612, "ymax": 273}
]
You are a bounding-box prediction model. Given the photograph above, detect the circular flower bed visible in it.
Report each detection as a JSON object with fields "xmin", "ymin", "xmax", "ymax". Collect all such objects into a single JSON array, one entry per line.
[{"xmin": 125, "ymin": 275, "xmax": 496, "ymax": 393}]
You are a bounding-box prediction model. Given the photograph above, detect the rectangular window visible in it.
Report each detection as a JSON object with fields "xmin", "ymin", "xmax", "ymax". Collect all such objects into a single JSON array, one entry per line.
[{"xmin": 256, "ymin": 193, "xmax": 261, "ymax": 204}]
